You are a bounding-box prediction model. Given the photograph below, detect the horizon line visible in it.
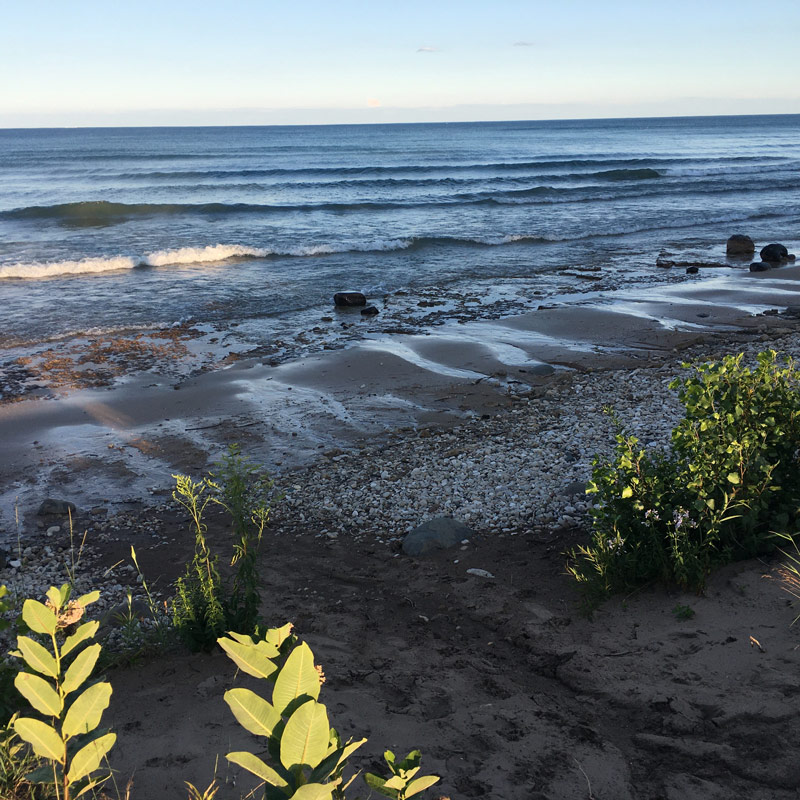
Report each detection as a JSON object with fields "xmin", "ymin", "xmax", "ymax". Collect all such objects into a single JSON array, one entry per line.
[{"xmin": 2, "ymin": 110, "xmax": 800, "ymax": 131}]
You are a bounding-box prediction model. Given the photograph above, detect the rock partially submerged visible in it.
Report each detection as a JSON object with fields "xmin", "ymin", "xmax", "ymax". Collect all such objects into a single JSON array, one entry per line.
[
  {"xmin": 402, "ymin": 516, "xmax": 475, "ymax": 556},
  {"xmin": 334, "ymin": 292, "xmax": 367, "ymax": 307},
  {"xmin": 760, "ymin": 243, "xmax": 789, "ymax": 263},
  {"xmin": 726, "ymin": 234, "xmax": 755, "ymax": 256},
  {"xmin": 750, "ymin": 262, "xmax": 772, "ymax": 273}
]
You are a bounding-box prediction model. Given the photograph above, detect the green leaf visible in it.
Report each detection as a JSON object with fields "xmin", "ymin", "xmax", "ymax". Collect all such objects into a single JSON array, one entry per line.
[
  {"xmin": 280, "ymin": 699, "xmax": 330, "ymax": 770},
  {"xmin": 17, "ymin": 636, "xmax": 59, "ymax": 678},
  {"xmin": 264, "ymin": 622, "xmax": 295, "ymax": 649},
  {"xmin": 75, "ymin": 591, "xmax": 101, "ymax": 608},
  {"xmin": 310, "ymin": 737, "xmax": 367, "ymax": 783},
  {"xmin": 273, "ymin": 642, "xmax": 321, "ymax": 715},
  {"xmin": 22, "ymin": 600, "xmax": 57, "ymax": 636},
  {"xmin": 384, "ymin": 775, "xmax": 408, "ymax": 790},
  {"xmin": 62, "ymin": 682, "xmax": 112, "ymax": 737},
  {"xmin": 67, "ymin": 731, "xmax": 116, "ymax": 783},
  {"xmin": 621, "ymin": 486, "xmax": 633, "ymax": 499},
  {"xmin": 224, "ymin": 688, "xmax": 281, "ymax": 738},
  {"xmin": 46, "ymin": 587, "xmax": 62, "ymax": 610},
  {"xmin": 25, "ymin": 764, "xmax": 60, "ymax": 785},
  {"xmin": 62, "ymin": 622, "xmax": 100, "ymax": 657},
  {"xmin": 217, "ymin": 637, "xmax": 277, "ymax": 681},
  {"xmin": 226, "ymin": 751, "xmax": 289, "ymax": 789},
  {"xmin": 726, "ymin": 472, "xmax": 741, "ymax": 485},
  {"xmin": 14, "ymin": 717, "xmax": 64, "ymax": 761},
  {"xmin": 406, "ymin": 775, "xmax": 441, "ymax": 797},
  {"xmin": 62, "ymin": 644, "xmax": 101, "ymax": 695},
  {"xmin": 14, "ymin": 672, "xmax": 62, "ymax": 717},
  {"xmin": 292, "ymin": 784, "xmax": 334, "ymax": 800}
]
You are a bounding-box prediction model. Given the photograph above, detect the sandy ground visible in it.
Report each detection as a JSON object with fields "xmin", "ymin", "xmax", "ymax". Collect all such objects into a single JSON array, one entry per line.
[
  {"xmin": 3, "ymin": 264, "xmax": 800, "ymax": 798},
  {"xmin": 93, "ymin": 512, "xmax": 800, "ymax": 800}
]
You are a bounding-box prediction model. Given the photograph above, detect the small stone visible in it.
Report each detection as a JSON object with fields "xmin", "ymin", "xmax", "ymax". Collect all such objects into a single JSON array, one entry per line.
[
  {"xmin": 402, "ymin": 517, "xmax": 475, "ymax": 556},
  {"xmin": 46, "ymin": 526, "xmax": 60, "ymax": 536},
  {"xmin": 37, "ymin": 498, "xmax": 77, "ymax": 516},
  {"xmin": 466, "ymin": 568, "xmax": 495, "ymax": 579}
]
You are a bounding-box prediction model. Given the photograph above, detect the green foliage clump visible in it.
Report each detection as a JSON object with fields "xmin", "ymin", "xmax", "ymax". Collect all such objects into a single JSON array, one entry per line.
[
  {"xmin": 218, "ymin": 626, "xmax": 440, "ymax": 800},
  {"xmin": 569, "ymin": 350, "xmax": 800, "ymax": 598},
  {"xmin": 172, "ymin": 445, "xmax": 278, "ymax": 652},
  {"xmin": 9, "ymin": 584, "xmax": 115, "ymax": 800}
]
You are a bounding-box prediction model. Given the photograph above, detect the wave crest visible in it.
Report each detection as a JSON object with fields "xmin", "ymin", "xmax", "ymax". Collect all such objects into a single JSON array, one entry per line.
[
  {"xmin": 0, "ymin": 256, "xmax": 137, "ymax": 280},
  {"xmin": 144, "ymin": 244, "xmax": 270, "ymax": 266}
]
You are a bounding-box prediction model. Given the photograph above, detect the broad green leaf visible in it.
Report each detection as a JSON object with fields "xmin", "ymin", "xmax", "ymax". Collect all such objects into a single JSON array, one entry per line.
[
  {"xmin": 224, "ymin": 688, "xmax": 281, "ymax": 738},
  {"xmin": 22, "ymin": 600, "xmax": 57, "ymax": 636},
  {"xmin": 62, "ymin": 644, "xmax": 101, "ymax": 695},
  {"xmin": 46, "ymin": 587, "xmax": 62, "ymax": 609},
  {"xmin": 292, "ymin": 784, "xmax": 334, "ymax": 800},
  {"xmin": 62, "ymin": 622, "xmax": 100, "ymax": 657},
  {"xmin": 67, "ymin": 731, "xmax": 116, "ymax": 783},
  {"xmin": 62, "ymin": 682, "xmax": 112, "ymax": 737},
  {"xmin": 218, "ymin": 637, "xmax": 277, "ymax": 681},
  {"xmin": 727, "ymin": 472, "xmax": 741, "ymax": 485},
  {"xmin": 226, "ymin": 751, "xmax": 289, "ymax": 788},
  {"xmin": 384, "ymin": 775, "xmax": 407, "ymax": 790},
  {"xmin": 225, "ymin": 631, "xmax": 255, "ymax": 645},
  {"xmin": 25, "ymin": 764, "xmax": 60, "ymax": 784},
  {"xmin": 15, "ymin": 672, "xmax": 62, "ymax": 717},
  {"xmin": 273, "ymin": 642, "xmax": 320, "ymax": 715},
  {"xmin": 621, "ymin": 486, "xmax": 633, "ymax": 499},
  {"xmin": 75, "ymin": 591, "xmax": 100, "ymax": 608},
  {"xmin": 255, "ymin": 640, "xmax": 281, "ymax": 659},
  {"xmin": 17, "ymin": 636, "xmax": 58, "ymax": 678},
  {"xmin": 14, "ymin": 717, "xmax": 63, "ymax": 761},
  {"xmin": 406, "ymin": 775, "xmax": 441, "ymax": 797},
  {"xmin": 365, "ymin": 773, "xmax": 389, "ymax": 790},
  {"xmin": 280, "ymin": 699, "xmax": 329, "ymax": 770}
]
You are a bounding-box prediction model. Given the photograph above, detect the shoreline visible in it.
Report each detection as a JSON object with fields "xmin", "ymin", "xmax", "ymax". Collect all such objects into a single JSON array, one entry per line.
[{"xmin": 2, "ymin": 261, "xmax": 800, "ymax": 534}]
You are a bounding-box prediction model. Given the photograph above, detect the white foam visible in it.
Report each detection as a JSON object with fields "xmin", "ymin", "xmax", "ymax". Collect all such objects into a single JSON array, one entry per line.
[
  {"xmin": 143, "ymin": 243, "xmax": 270, "ymax": 266},
  {"xmin": 0, "ymin": 256, "xmax": 137, "ymax": 280}
]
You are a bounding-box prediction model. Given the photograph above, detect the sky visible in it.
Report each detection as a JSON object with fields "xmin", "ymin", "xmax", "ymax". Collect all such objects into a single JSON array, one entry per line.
[{"xmin": 1, "ymin": 0, "xmax": 799, "ymax": 127}]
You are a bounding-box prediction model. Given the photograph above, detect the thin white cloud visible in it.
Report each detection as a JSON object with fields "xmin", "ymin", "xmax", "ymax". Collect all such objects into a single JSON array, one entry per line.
[
  {"xmin": 417, "ymin": 45, "xmax": 439, "ymax": 53},
  {"xmin": 513, "ymin": 41, "xmax": 534, "ymax": 47}
]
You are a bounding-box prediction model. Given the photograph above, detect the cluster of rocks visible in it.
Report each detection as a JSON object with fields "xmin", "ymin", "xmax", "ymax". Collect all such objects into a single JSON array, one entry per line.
[
  {"xmin": 333, "ymin": 291, "xmax": 380, "ymax": 317},
  {"xmin": 726, "ymin": 234, "xmax": 797, "ymax": 272}
]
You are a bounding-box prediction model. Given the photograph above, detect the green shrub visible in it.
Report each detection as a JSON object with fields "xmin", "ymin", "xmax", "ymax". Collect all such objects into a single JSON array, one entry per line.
[
  {"xmin": 569, "ymin": 351, "xmax": 800, "ymax": 597},
  {"xmin": 10, "ymin": 584, "xmax": 114, "ymax": 800},
  {"xmin": 172, "ymin": 446, "xmax": 278, "ymax": 652}
]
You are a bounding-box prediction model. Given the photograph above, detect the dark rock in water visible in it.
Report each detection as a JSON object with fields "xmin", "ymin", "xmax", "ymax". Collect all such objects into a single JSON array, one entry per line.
[
  {"xmin": 360, "ymin": 305, "xmax": 379, "ymax": 316},
  {"xmin": 750, "ymin": 262, "xmax": 771, "ymax": 272},
  {"xmin": 760, "ymin": 243, "xmax": 789, "ymax": 263},
  {"xmin": 686, "ymin": 266, "xmax": 699, "ymax": 274},
  {"xmin": 788, "ymin": 254, "xmax": 797, "ymax": 262},
  {"xmin": 334, "ymin": 292, "xmax": 367, "ymax": 307},
  {"xmin": 402, "ymin": 517, "xmax": 475, "ymax": 556},
  {"xmin": 726, "ymin": 234, "xmax": 755, "ymax": 256},
  {"xmin": 37, "ymin": 498, "xmax": 77, "ymax": 516},
  {"xmin": 528, "ymin": 363, "xmax": 555, "ymax": 377}
]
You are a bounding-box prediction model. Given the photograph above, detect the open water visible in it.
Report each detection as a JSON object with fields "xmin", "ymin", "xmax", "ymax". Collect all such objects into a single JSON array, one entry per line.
[{"xmin": 1, "ymin": 115, "xmax": 799, "ymax": 346}]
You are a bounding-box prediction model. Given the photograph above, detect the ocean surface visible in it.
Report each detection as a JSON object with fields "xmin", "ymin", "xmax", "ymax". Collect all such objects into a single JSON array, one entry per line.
[{"xmin": 1, "ymin": 115, "xmax": 799, "ymax": 350}]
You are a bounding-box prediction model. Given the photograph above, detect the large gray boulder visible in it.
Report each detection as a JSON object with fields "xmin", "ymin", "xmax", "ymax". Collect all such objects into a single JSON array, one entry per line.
[{"xmin": 402, "ymin": 517, "xmax": 475, "ymax": 556}]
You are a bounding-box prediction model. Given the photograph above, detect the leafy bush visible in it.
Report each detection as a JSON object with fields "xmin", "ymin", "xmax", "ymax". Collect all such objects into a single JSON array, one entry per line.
[
  {"xmin": 3, "ymin": 583, "xmax": 442, "ymax": 800},
  {"xmin": 569, "ymin": 351, "xmax": 800, "ymax": 597},
  {"xmin": 10, "ymin": 584, "xmax": 115, "ymax": 800},
  {"xmin": 218, "ymin": 626, "xmax": 440, "ymax": 800},
  {"xmin": 172, "ymin": 446, "xmax": 278, "ymax": 651}
]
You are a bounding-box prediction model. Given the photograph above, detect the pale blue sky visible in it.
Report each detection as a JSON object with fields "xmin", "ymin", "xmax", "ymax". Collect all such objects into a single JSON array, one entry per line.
[{"xmin": 2, "ymin": 0, "xmax": 798, "ymax": 126}]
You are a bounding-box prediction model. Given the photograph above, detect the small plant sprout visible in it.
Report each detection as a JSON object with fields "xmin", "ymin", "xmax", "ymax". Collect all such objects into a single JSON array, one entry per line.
[
  {"xmin": 11, "ymin": 584, "xmax": 115, "ymax": 800},
  {"xmin": 365, "ymin": 750, "xmax": 441, "ymax": 800},
  {"xmin": 672, "ymin": 604, "xmax": 695, "ymax": 621}
]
